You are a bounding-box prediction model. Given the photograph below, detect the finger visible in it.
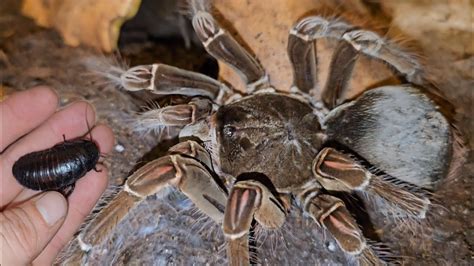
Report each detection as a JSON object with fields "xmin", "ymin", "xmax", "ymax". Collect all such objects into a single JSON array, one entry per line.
[
  {"xmin": 5, "ymin": 188, "xmax": 41, "ymax": 208},
  {"xmin": 0, "ymin": 86, "xmax": 58, "ymax": 152},
  {"xmin": 6, "ymin": 124, "xmax": 115, "ymax": 208},
  {"xmin": 89, "ymin": 124, "xmax": 116, "ymax": 156},
  {"xmin": 0, "ymin": 192, "xmax": 67, "ymax": 265},
  {"xmin": 33, "ymin": 166, "xmax": 109, "ymax": 265},
  {"xmin": 32, "ymin": 124, "xmax": 114, "ymax": 264},
  {"xmin": 0, "ymin": 101, "xmax": 96, "ymax": 207}
]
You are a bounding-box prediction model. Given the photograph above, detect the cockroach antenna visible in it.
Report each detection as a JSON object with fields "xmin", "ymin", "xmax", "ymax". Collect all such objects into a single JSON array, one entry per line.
[
  {"xmin": 84, "ymin": 103, "xmax": 94, "ymax": 141},
  {"xmin": 83, "ymin": 104, "xmax": 108, "ymax": 160}
]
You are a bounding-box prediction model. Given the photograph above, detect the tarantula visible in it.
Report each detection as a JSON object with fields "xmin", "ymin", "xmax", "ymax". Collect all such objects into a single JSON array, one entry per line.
[{"xmin": 76, "ymin": 1, "xmax": 463, "ymax": 265}]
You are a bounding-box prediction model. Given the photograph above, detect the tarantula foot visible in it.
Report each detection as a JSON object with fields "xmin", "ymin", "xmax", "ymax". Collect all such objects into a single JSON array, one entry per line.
[
  {"xmin": 290, "ymin": 16, "xmax": 352, "ymax": 40},
  {"xmin": 291, "ymin": 16, "xmax": 330, "ymax": 39},
  {"xmin": 223, "ymin": 176, "xmax": 287, "ymax": 266},
  {"xmin": 120, "ymin": 64, "xmax": 154, "ymax": 91},
  {"xmin": 223, "ymin": 178, "xmax": 286, "ymax": 238},
  {"xmin": 311, "ymin": 195, "xmax": 365, "ymax": 253},
  {"xmin": 343, "ymin": 30, "xmax": 384, "ymax": 56}
]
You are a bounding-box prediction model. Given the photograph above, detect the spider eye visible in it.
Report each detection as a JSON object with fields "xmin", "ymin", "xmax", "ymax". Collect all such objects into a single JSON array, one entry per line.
[{"xmin": 223, "ymin": 125, "xmax": 236, "ymax": 138}]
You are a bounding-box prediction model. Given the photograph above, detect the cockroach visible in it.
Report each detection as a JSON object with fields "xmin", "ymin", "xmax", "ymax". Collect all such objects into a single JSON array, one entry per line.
[{"xmin": 12, "ymin": 107, "xmax": 102, "ymax": 196}]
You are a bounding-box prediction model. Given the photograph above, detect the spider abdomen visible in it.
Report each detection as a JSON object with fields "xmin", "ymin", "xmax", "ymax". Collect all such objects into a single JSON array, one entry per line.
[
  {"xmin": 12, "ymin": 139, "xmax": 100, "ymax": 192},
  {"xmin": 324, "ymin": 85, "xmax": 452, "ymax": 188}
]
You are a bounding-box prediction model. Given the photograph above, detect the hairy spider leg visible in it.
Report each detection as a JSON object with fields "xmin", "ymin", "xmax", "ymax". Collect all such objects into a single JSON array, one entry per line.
[
  {"xmin": 223, "ymin": 174, "xmax": 287, "ymax": 265},
  {"xmin": 190, "ymin": 2, "xmax": 269, "ymax": 93},
  {"xmin": 77, "ymin": 141, "xmax": 227, "ymax": 252},
  {"xmin": 289, "ymin": 16, "xmax": 424, "ymax": 109}
]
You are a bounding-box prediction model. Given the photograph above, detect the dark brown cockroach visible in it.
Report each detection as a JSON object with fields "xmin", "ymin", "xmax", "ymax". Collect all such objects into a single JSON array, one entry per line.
[
  {"xmin": 12, "ymin": 104, "xmax": 101, "ymax": 197},
  {"xmin": 12, "ymin": 135, "xmax": 101, "ymax": 196}
]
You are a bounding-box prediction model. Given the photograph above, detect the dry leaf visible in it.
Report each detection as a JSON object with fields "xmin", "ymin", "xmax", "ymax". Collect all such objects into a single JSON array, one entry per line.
[
  {"xmin": 213, "ymin": 0, "xmax": 395, "ymax": 97},
  {"xmin": 381, "ymin": 0, "xmax": 474, "ymax": 56}
]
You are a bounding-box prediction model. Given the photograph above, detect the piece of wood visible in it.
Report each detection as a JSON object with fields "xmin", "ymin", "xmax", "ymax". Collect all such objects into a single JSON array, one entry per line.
[
  {"xmin": 213, "ymin": 0, "xmax": 396, "ymax": 97},
  {"xmin": 22, "ymin": 0, "xmax": 141, "ymax": 52}
]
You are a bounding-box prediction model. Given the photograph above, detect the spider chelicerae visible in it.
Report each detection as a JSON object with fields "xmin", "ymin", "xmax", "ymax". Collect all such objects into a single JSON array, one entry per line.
[{"xmin": 76, "ymin": 0, "xmax": 464, "ymax": 264}]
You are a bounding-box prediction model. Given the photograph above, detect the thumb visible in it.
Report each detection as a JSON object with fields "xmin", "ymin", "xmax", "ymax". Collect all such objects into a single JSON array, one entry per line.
[{"xmin": 1, "ymin": 191, "xmax": 67, "ymax": 265}]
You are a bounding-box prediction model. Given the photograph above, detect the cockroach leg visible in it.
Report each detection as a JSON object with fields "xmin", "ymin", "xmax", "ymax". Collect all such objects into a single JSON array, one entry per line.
[{"xmin": 61, "ymin": 184, "xmax": 76, "ymax": 197}]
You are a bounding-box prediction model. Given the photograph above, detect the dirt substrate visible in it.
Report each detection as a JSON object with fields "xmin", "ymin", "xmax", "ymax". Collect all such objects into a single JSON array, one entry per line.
[{"xmin": 1, "ymin": 2, "xmax": 472, "ymax": 265}]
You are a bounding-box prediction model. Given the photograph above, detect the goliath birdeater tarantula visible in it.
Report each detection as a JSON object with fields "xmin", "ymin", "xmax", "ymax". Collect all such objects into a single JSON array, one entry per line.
[{"xmin": 77, "ymin": 1, "xmax": 464, "ymax": 264}]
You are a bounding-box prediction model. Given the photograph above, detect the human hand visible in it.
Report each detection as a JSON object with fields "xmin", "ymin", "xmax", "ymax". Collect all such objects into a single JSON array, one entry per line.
[{"xmin": 0, "ymin": 86, "xmax": 115, "ymax": 265}]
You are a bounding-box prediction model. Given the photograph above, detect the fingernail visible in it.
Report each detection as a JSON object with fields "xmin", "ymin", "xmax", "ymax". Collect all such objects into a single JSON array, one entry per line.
[{"xmin": 36, "ymin": 192, "xmax": 67, "ymax": 226}]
